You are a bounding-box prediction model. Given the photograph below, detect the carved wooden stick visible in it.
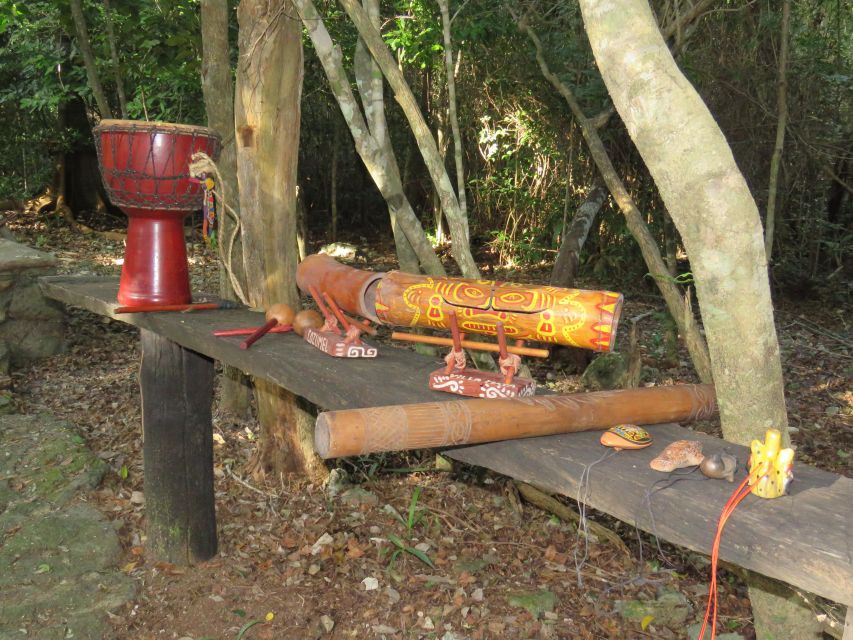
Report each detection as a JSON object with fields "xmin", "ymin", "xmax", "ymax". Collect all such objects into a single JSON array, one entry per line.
[
  {"xmin": 391, "ymin": 332, "xmax": 549, "ymax": 358},
  {"xmin": 314, "ymin": 384, "xmax": 717, "ymax": 458}
]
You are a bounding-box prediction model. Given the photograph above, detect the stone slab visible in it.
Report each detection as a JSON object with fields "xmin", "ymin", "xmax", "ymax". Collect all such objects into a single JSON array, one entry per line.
[
  {"xmin": 0, "ymin": 238, "xmax": 57, "ymax": 272},
  {"xmin": 0, "ymin": 414, "xmax": 135, "ymax": 638}
]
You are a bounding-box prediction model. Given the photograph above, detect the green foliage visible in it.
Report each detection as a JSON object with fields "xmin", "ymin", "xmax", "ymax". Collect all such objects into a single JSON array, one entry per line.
[{"xmin": 0, "ymin": 0, "xmax": 205, "ymax": 200}]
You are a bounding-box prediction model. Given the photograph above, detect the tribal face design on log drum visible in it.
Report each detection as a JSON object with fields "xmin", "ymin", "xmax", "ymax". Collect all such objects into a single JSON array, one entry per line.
[{"xmin": 374, "ymin": 271, "xmax": 623, "ymax": 352}]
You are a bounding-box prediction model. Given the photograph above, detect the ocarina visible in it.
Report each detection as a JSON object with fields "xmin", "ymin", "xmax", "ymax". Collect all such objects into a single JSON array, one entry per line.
[
  {"xmin": 650, "ymin": 440, "xmax": 704, "ymax": 472},
  {"xmin": 700, "ymin": 452, "xmax": 738, "ymax": 482},
  {"xmin": 600, "ymin": 424, "xmax": 652, "ymax": 450}
]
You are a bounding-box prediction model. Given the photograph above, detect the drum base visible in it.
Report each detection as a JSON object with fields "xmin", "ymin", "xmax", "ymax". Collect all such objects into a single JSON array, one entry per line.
[{"xmin": 118, "ymin": 209, "xmax": 191, "ymax": 306}]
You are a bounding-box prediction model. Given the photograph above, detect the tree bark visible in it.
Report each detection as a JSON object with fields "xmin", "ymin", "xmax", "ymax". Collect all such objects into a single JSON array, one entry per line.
[
  {"xmin": 102, "ymin": 0, "xmax": 128, "ymax": 118},
  {"xmin": 295, "ymin": 0, "xmax": 445, "ymax": 276},
  {"xmin": 577, "ymin": 2, "xmax": 818, "ymax": 637},
  {"xmin": 518, "ymin": 17, "xmax": 713, "ymax": 384},
  {"xmin": 550, "ymin": 185, "xmax": 607, "ymax": 287},
  {"xmin": 764, "ymin": 0, "xmax": 791, "ymax": 263},
  {"xmin": 437, "ymin": 0, "xmax": 468, "ymax": 237},
  {"xmin": 69, "ymin": 0, "xmax": 113, "ymax": 118},
  {"xmin": 354, "ymin": 0, "xmax": 419, "ymax": 273},
  {"xmin": 338, "ymin": 0, "xmax": 479, "ymax": 278},
  {"xmin": 200, "ymin": 0, "xmax": 251, "ymax": 419},
  {"xmin": 235, "ymin": 0, "xmax": 325, "ymax": 481}
]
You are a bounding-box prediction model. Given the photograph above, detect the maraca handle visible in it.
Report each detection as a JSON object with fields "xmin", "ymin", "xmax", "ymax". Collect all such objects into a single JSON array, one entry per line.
[{"xmin": 240, "ymin": 318, "xmax": 278, "ymax": 350}]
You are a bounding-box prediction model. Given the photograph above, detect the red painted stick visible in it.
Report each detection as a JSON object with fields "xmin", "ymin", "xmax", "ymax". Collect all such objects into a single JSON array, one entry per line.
[
  {"xmin": 323, "ymin": 292, "xmax": 352, "ymax": 331},
  {"xmin": 213, "ymin": 324, "xmax": 292, "ymax": 337},
  {"xmin": 240, "ymin": 318, "xmax": 278, "ymax": 350}
]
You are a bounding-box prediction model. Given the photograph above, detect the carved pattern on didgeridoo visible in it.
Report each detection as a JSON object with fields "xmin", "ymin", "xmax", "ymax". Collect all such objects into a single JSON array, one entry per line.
[{"xmin": 360, "ymin": 405, "xmax": 408, "ymax": 454}]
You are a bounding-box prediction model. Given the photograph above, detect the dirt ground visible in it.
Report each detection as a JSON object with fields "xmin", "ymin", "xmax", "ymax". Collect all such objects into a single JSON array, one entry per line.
[{"xmin": 7, "ymin": 209, "xmax": 852, "ymax": 639}]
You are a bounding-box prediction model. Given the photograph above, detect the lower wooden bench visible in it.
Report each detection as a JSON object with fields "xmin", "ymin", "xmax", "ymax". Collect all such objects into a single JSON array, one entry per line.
[{"xmin": 39, "ymin": 276, "xmax": 853, "ymax": 620}]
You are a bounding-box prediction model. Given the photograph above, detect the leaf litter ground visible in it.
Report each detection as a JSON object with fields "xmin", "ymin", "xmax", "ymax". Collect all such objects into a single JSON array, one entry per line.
[{"xmin": 7, "ymin": 211, "xmax": 851, "ymax": 639}]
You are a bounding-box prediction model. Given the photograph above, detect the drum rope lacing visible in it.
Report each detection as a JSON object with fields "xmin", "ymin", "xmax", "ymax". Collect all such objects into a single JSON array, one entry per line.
[{"xmin": 188, "ymin": 152, "xmax": 249, "ymax": 305}]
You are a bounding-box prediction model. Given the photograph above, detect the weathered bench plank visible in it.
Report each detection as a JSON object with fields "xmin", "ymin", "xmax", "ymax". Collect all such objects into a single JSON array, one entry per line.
[
  {"xmin": 451, "ymin": 426, "xmax": 853, "ymax": 607},
  {"xmin": 40, "ymin": 275, "xmax": 853, "ymax": 606},
  {"xmin": 40, "ymin": 276, "xmax": 450, "ymax": 409}
]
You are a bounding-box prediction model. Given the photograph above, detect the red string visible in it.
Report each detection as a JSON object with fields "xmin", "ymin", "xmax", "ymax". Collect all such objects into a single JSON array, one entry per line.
[{"xmin": 698, "ymin": 476, "xmax": 752, "ymax": 640}]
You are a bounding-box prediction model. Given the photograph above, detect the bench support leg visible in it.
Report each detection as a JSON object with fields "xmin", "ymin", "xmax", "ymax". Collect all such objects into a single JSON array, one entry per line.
[{"xmin": 140, "ymin": 329, "xmax": 216, "ymax": 564}]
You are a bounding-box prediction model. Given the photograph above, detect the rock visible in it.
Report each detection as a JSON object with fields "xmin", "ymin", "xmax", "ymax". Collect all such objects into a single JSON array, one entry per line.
[
  {"xmin": 339, "ymin": 487, "xmax": 379, "ymax": 508},
  {"xmin": 0, "ymin": 240, "xmax": 65, "ymax": 370},
  {"xmin": 0, "ymin": 239, "xmax": 57, "ymax": 272},
  {"xmin": 8, "ymin": 283, "xmax": 64, "ymax": 321},
  {"xmin": 320, "ymin": 615, "xmax": 335, "ymax": 632},
  {"xmin": 362, "ymin": 576, "xmax": 379, "ymax": 591},
  {"xmin": 0, "ymin": 340, "xmax": 9, "ymax": 376},
  {"xmin": 130, "ymin": 490, "xmax": 145, "ymax": 504},
  {"xmin": 507, "ymin": 590, "xmax": 557, "ymax": 619},
  {"xmin": 0, "ymin": 319, "xmax": 65, "ymax": 367},
  {"xmin": 384, "ymin": 586, "xmax": 401, "ymax": 603},
  {"xmin": 325, "ymin": 468, "xmax": 349, "ymax": 498},
  {"xmin": 320, "ymin": 243, "xmax": 359, "ymax": 260},
  {"xmin": 616, "ymin": 589, "xmax": 692, "ymax": 629},
  {"xmin": 371, "ymin": 624, "xmax": 397, "ymax": 635},
  {"xmin": 471, "ymin": 588, "xmax": 484, "ymax": 602},
  {"xmin": 0, "ymin": 413, "xmax": 135, "ymax": 638},
  {"xmin": 581, "ymin": 352, "xmax": 629, "ymax": 390}
]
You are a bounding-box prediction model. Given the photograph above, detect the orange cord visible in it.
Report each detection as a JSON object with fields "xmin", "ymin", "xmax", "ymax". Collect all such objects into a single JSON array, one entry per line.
[{"xmin": 698, "ymin": 476, "xmax": 752, "ymax": 640}]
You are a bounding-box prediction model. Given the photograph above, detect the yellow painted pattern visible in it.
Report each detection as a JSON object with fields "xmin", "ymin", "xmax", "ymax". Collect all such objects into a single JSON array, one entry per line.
[{"xmin": 376, "ymin": 271, "xmax": 623, "ymax": 352}]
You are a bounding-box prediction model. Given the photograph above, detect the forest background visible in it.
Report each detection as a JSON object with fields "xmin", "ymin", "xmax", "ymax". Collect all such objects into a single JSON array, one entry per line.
[
  {"xmin": 0, "ymin": 0, "xmax": 849, "ymax": 296},
  {"xmin": 1, "ymin": 1, "xmax": 851, "ymax": 638}
]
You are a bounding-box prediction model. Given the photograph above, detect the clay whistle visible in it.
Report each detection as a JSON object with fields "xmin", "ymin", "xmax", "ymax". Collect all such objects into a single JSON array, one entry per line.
[
  {"xmin": 599, "ymin": 424, "xmax": 652, "ymax": 450},
  {"xmin": 700, "ymin": 452, "xmax": 738, "ymax": 482},
  {"xmin": 650, "ymin": 440, "xmax": 704, "ymax": 472}
]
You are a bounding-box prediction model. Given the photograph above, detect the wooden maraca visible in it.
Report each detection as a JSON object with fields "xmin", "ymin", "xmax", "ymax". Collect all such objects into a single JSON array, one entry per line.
[
  {"xmin": 292, "ymin": 309, "xmax": 323, "ymax": 337},
  {"xmin": 240, "ymin": 303, "xmax": 295, "ymax": 350}
]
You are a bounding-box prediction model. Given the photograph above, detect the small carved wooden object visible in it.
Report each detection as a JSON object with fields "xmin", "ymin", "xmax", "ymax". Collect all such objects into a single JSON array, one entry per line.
[
  {"xmin": 650, "ymin": 440, "xmax": 705, "ymax": 472},
  {"xmin": 429, "ymin": 311, "xmax": 535, "ymax": 398},
  {"xmin": 301, "ymin": 285, "xmax": 377, "ymax": 358}
]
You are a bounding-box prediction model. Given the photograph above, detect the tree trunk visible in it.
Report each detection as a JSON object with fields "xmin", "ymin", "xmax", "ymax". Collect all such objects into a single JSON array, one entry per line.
[
  {"xmin": 102, "ymin": 0, "xmax": 128, "ymax": 118},
  {"xmin": 518, "ymin": 17, "xmax": 713, "ymax": 384},
  {"xmin": 338, "ymin": 0, "xmax": 479, "ymax": 278},
  {"xmin": 69, "ymin": 0, "xmax": 113, "ymax": 119},
  {"xmin": 330, "ymin": 120, "xmax": 339, "ymax": 241},
  {"xmin": 550, "ymin": 185, "xmax": 607, "ymax": 287},
  {"xmin": 764, "ymin": 0, "xmax": 791, "ymax": 263},
  {"xmin": 295, "ymin": 0, "xmax": 445, "ymax": 276},
  {"xmin": 577, "ymin": 2, "xmax": 819, "ymax": 638},
  {"xmin": 200, "ymin": 0, "xmax": 252, "ymax": 419},
  {"xmin": 235, "ymin": 0, "xmax": 325, "ymax": 481},
  {"xmin": 353, "ymin": 0, "xmax": 419, "ymax": 273},
  {"xmin": 437, "ymin": 0, "xmax": 468, "ymax": 236}
]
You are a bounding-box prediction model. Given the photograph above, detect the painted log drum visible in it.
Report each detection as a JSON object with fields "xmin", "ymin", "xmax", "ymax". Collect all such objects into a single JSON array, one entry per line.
[
  {"xmin": 375, "ymin": 270, "xmax": 622, "ymax": 352},
  {"xmin": 296, "ymin": 254, "xmax": 383, "ymax": 321},
  {"xmin": 296, "ymin": 254, "xmax": 623, "ymax": 351},
  {"xmin": 314, "ymin": 383, "xmax": 717, "ymax": 459}
]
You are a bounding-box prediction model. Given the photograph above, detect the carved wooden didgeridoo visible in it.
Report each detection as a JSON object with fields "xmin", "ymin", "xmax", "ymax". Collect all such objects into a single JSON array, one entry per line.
[
  {"xmin": 296, "ymin": 254, "xmax": 623, "ymax": 352},
  {"xmin": 314, "ymin": 383, "xmax": 717, "ymax": 458}
]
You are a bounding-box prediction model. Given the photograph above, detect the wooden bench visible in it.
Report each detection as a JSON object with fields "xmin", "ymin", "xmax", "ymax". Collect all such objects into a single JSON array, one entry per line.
[{"xmin": 40, "ymin": 275, "xmax": 853, "ymax": 624}]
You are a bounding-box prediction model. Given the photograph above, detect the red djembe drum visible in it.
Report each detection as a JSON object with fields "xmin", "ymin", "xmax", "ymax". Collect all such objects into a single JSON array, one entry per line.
[{"xmin": 93, "ymin": 120, "xmax": 221, "ymax": 306}]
